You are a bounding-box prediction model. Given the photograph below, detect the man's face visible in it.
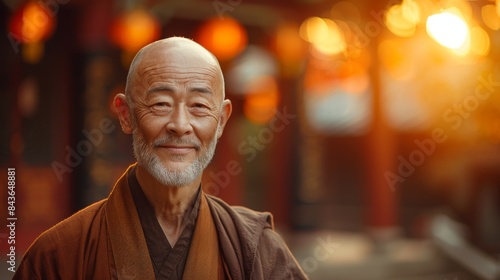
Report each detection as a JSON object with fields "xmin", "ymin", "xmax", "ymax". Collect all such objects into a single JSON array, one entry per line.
[{"xmin": 126, "ymin": 42, "xmax": 228, "ymax": 187}]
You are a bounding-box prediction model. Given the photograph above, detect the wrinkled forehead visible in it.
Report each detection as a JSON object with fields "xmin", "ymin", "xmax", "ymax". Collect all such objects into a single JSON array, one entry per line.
[{"xmin": 142, "ymin": 42, "xmax": 218, "ymax": 69}]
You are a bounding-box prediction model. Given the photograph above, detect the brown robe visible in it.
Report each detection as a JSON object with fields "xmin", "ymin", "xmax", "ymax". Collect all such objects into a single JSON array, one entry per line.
[{"xmin": 13, "ymin": 164, "xmax": 308, "ymax": 279}]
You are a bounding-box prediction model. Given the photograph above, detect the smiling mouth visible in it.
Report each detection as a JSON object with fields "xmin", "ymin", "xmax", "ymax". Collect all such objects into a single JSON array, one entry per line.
[{"xmin": 157, "ymin": 145, "xmax": 196, "ymax": 155}]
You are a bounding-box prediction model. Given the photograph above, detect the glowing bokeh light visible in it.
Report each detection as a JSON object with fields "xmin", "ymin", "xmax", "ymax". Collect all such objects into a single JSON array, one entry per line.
[
  {"xmin": 340, "ymin": 73, "xmax": 370, "ymax": 95},
  {"xmin": 243, "ymin": 76, "xmax": 280, "ymax": 124},
  {"xmin": 299, "ymin": 17, "xmax": 327, "ymax": 43},
  {"xmin": 314, "ymin": 19, "xmax": 346, "ymax": 55},
  {"xmin": 444, "ymin": 0, "xmax": 473, "ymax": 22},
  {"xmin": 378, "ymin": 39, "xmax": 416, "ymax": 80},
  {"xmin": 273, "ymin": 22, "xmax": 306, "ymax": 63},
  {"xmin": 426, "ymin": 11, "xmax": 469, "ymax": 50},
  {"xmin": 273, "ymin": 23, "xmax": 306, "ymax": 77},
  {"xmin": 196, "ymin": 17, "xmax": 248, "ymax": 61},
  {"xmin": 299, "ymin": 17, "xmax": 345, "ymax": 56},
  {"xmin": 415, "ymin": 0, "xmax": 439, "ymax": 20},
  {"xmin": 469, "ymin": 26, "xmax": 490, "ymax": 56},
  {"xmin": 385, "ymin": 4, "xmax": 417, "ymax": 37},
  {"xmin": 401, "ymin": 0, "xmax": 421, "ymax": 25},
  {"xmin": 9, "ymin": 2, "xmax": 56, "ymax": 43},
  {"xmin": 110, "ymin": 9, "xmax": 161, "ymax": 52},
  {"xmin": 482, "ymin": 4, "xmax": 500, "ymax": 30}
]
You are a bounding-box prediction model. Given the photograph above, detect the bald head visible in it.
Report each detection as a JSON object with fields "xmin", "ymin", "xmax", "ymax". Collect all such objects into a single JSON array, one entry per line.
[{"xmin": 125, "ymin": 37, "xmax": 225, "ymax": 107}]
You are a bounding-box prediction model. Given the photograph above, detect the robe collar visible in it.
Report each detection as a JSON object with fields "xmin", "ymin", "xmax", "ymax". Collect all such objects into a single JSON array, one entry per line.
[{"xmin": 105, "ymin": 163, "xmax": 156, "ymax": 279}]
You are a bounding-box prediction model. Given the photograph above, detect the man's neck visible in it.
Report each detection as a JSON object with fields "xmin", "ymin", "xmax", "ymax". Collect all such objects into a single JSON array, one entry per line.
[{"xmin": 135, "ymin": 165, "xmax": 201, "ymax": 246}]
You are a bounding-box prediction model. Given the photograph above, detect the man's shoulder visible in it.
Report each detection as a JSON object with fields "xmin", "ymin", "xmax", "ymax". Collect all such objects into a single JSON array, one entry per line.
[
  {"xmin": 205, "ymin": 194, "xmax": 273, "ymax": 229},
  {"xmin": 14, "ymin": 199, "xmax": 110, "ymax": 279},
  {"xmin": 29, "ymin": 199, "xmax": 108, "ymax": 251}
]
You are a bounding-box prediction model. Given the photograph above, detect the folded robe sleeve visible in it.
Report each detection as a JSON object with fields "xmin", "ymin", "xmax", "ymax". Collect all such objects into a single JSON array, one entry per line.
[
  {"xmin": 253, "ymin": 228, "xmax": 308, "ymax": 279},
  {"xmin": 206, "ymin": 196, "xmax": 308, "ymax": 280}
]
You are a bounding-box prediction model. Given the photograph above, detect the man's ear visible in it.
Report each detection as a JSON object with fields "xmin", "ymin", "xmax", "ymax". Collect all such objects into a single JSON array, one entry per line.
[
  {"xmin": 217, "ymin": 99, "xmax": 233, "ymax": 139},
  {"xmin": 114, "ymin": 94, "xmax": 134, "ymax": 134}
]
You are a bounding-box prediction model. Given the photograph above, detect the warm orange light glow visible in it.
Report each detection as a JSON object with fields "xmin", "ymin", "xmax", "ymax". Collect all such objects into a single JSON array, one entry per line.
[
  {"xmin": 244, "ymin": 76, "xmax": 279, "ymax": 124},
  {"xmin": 378, "ymin": 39, "xmax": 415, "ymax": 80},
  {"xmin": 469, "ymin": 26, "xmax": 490, "ymax": 56},
  {"xmin": 482, "ymin": 4, "xmax": 500, "ymax": 30},
  {"xmin": 299, "ymin": 17, "xmax": 326, "ymax": 43},
  {"xmin": 401, "ymin": 0, "xmax": 421, "ymax": 25},
  {"xmin": 110, "ymin": 9, "xmax": 161, "ymax": 52},
  {"xmin": 9, "ymin": 2, "xmax": 56, "ymax": 43},
  {"xmin": 299, "ymin": 17, "xmax": 345, "ymax": 56},
  {"xmin": 196, "ymin": 17, "xmax": 247, "ymax": 61},
  {"xmin": 273, "ymin": 23, "xmax": 306, "ymax": 63},
  {"xmin": 385, "ymin": 3, "xmax": 417, "ymax": 37},
  {"xmin": 426, "ymin": 11, "xmax": 469, "ymax": 50},
  {"xmin": 415, "ymin": 0, "xmax": 439, "ymax": 19},
  {"xmin": 314, "ymin": 19, "xmax": 345, "ymax": 55},
  {"xmin": 330, "ymin": 1, "xmax": 361, "ymax": 22},
  {"xmin": 344, "ymin": 75, "xmax": 370, "ymax": 94},
  {"xmin": 272, "ymin": 22, "xmax": 306, "ymax": 77},
  {"xmin": 444, "ymin": 0, "xmax": 473, "ymax": 22}
]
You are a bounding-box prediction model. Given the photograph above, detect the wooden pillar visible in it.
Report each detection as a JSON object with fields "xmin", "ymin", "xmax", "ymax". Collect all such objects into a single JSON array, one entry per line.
[
  {"xmin": 268, "ymin": 77, "xmax": 299, "ymax": 227},
  {"xmin": 364, "ymin": 0, "xmax": 399, "ymax": 241},
  {"xmin": 74, "ymin": 0, "xmax": 118, "ymax": 209}
]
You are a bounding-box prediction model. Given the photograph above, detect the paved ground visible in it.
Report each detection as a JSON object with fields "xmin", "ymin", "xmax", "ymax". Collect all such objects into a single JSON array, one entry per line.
[{"xmin": 287, "ymin": 230, "xmax": 483, "ymax": 280}]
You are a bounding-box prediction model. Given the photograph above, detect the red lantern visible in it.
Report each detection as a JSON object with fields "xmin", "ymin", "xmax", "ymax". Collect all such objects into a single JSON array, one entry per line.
[
  {"xmin": 9, "ymin": 2, "xmax": 56, "ymax": 44},
  {"xmin": 110, "ymin": 9, "xmax": 161, "ymax": 52},
  {"xmin": 196, "ymin": 17, "xmax": 247, "ymax": 61}
]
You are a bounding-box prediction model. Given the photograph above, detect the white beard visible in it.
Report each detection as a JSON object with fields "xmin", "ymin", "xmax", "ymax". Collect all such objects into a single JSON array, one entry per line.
[{"xmin": 132, "ymin": 127, "xmax": 218, "ymax": 187}]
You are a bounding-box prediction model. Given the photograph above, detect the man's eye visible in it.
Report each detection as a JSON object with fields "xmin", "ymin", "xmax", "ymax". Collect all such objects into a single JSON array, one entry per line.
[
  {"xmin": 153, "ymin": 102, "xmax": 170, "ymax": 108},
  {"xmin": 150, "ymin": 102, "xmax": 172, "ymax": 113},
  {"xmin": 193, "ymin": 103, "xmax": 208, "ymax": 109}
]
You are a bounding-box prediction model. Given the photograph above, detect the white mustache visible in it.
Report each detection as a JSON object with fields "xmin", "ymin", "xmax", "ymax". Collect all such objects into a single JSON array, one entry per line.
[{"xmin": 153, "ymin": 136, "xmax": 201, "ymax": 150}]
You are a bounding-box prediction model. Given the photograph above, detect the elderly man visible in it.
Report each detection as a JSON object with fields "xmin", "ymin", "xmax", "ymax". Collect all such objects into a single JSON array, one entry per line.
[{"xmin": 14, "ymin": 37, "xmax": 307, "ymax": 279}]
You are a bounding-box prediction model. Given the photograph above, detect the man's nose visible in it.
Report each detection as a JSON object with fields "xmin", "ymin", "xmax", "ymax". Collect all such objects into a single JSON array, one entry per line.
[{"xmin": 166, "ymin": 105, "xmax": 193, "ymax": 136}]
